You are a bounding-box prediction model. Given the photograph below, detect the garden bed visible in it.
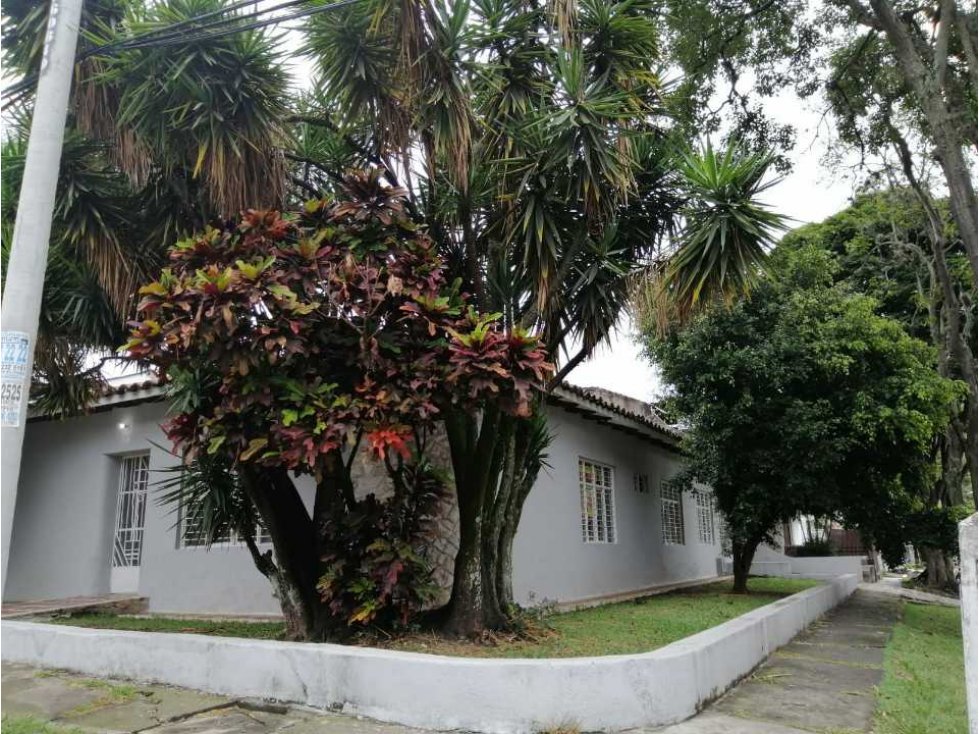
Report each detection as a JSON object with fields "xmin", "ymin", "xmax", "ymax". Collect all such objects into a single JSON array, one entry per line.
[{"xmin": 44, "ymin": 577, "xmax": 819, "ymax": 658}]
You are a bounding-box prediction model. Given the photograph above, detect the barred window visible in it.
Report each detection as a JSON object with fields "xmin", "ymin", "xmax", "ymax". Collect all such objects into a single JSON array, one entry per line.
[
  {"xmin": 660, "ymin": 482, "xmax": 685, "ymax": 545},
  {"xmin": 579, "ymin": 459, "xmax": 615, "ymax": 543},
  {"xmin": 695, "ymin": 491, "xmax": 716, "ymax": 545},
  {"xmin": 180, "ymin": 505, "xmax": 271, "ymax": 548},
  {"xmin": 633, "ymin": 472, "xmax": 650, "ymax": 494}
]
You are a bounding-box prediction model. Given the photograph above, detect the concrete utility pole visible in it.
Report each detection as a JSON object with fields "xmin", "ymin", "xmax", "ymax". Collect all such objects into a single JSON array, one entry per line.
[{"xmin": 1, "ymin": 0, "xmax": 86, "ymax": 593}]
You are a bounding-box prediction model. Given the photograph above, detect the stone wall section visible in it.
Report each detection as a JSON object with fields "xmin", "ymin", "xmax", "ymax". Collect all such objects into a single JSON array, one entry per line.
[{"xmin": 346, "ymin": 426, "xmax": 460, "ymax": 605}]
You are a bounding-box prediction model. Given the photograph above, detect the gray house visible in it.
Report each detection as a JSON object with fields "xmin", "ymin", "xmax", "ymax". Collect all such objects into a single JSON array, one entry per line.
[{"xmin": 3, "ymin": 381, "xmax": 723, "ymax": 616}]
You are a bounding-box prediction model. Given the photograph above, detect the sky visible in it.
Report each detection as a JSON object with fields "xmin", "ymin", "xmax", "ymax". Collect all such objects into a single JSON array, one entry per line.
[{"xmin": 565, "ymin": 87, "xmax": 859, "ymax": 402}]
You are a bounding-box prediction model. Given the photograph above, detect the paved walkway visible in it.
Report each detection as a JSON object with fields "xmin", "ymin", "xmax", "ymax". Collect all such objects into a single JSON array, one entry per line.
[
  {"xmin": 650, "ymin": 588, "xmax": 902, "ymax": 733},
  {"xmin": 858, "ymin": 574, "xmax": 960, "ymax": 607},
  {"xmin": 1, "ymin": 662, "xmax": 423, "ymax": 733},
  {"xmin": 1, "ymin": 594, "xmax": 146, "ymax": 619},
  {"xmin": 2, "ymin": 588, "xmax": 902, "ymax": 734}
]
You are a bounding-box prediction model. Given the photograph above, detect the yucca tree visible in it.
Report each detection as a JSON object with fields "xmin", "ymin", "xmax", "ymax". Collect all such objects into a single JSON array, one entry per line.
[
  {"xmin": 633, "ymin": 140, "xmax": 787, "ymax": 332},
  {"xmin": 3, "ymin": 0, "xmax": 785, "ymax": 636},
  {"xmin": 299, "ymin": 0, "xmax": 788, "ymax": 634}
]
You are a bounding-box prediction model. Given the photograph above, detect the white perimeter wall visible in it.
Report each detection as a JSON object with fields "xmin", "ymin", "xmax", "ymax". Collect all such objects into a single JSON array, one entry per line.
[
  {"xmin": 960, "ymin": 513, "xmax": 977, "ymax": 734},
  {"xmin": 513, "ymin": 406, "xmax": 721, "ymax": 605},
  {"xmin": 6, "ymin": 400, "xmax": 721, "ymax": 615},
  {"xmin": 1, "ymin": 576, "xmax": 860, "ymax": 733}
]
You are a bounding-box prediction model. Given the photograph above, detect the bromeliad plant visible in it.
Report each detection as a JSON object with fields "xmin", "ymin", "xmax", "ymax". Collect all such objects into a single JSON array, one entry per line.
[{"xmin": 124, "ymin": 171, "xmax": 550, "ymax": 640}]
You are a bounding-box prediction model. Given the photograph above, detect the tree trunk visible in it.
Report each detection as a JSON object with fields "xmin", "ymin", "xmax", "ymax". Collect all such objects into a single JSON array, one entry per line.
[
  {"xmin": 442, "ymin": 406, "xmax": 545, "ymax": 636},
  {"xmin": 731, "ymin": 538, "xmax": 760, "ymax": 594},
  {"xmin": 239, "ymin": 466, "xmax": 332, "ymax": 640},
  {"xmin": 922, "ymin": 546, "xmax": 952, "ymax": 588},
  {"xmin": 868, "ymin": 0, "xmax": 979, "ymax": 275}
]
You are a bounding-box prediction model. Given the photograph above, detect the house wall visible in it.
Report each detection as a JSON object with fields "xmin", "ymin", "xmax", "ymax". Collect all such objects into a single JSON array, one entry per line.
[
  {"xmin": 511, "ymin": 406, "xmax": 722, "ymax": 606},
  {"xmin": 7, "ymin": 399, "xmax": 723, "ymax": 615},
  {"xmin": 4, "ymin": 401, "xmax": 290, "ymax": 615},
  {"xmin": 5, "ymin": 402, "xmax": 164, "ymax": 602}
]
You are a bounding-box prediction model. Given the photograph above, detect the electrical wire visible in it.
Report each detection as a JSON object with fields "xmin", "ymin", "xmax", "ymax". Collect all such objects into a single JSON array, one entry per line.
[{"xmin": 1, "ymin": 0, "xmax": 361, "ymax": 107}]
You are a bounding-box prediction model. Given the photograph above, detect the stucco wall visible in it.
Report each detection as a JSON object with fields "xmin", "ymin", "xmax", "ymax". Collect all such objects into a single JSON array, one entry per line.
[
  {"xmin": 5, "ymin": 402, "xmax": 160, "ymax": 602},
  {"xmin": 512, "ymin": 406, "xmax": 721, "ymax": 606},
  {"xmin": 7, "ymin": 398, "xmax": 721, "ymax": 615}
]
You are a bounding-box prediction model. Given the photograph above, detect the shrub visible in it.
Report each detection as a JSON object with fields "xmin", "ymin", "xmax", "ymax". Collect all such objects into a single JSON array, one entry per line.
[
  {"xmin": 317, "ymin": 462, "xmax": 445, "ymax": 631},
  {"xmin": 794, "ymin": 538, "xmax": 835, "ymax": 557}
]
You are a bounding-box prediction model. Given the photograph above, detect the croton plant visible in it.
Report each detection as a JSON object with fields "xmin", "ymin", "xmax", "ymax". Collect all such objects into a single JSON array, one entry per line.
[{"xmin": 124, "ymin": 171, "xmax": 550, "ymax": 475}]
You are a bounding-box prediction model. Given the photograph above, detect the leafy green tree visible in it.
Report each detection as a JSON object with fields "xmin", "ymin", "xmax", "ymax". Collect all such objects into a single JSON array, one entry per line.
[
  {"xmin": 782, "ymin": 189, "xmax": 975, "ymax": 586},
  {"xmin": 646, "ymin": 246, "xmax": 959, "ymax": 593},
  {"xmin": 124, "ymin": 172, "xmax": 549, "ymax": 640},
  {"xmin": 784, "ymin": 189, "xmax": 976, "ymax": 510}
]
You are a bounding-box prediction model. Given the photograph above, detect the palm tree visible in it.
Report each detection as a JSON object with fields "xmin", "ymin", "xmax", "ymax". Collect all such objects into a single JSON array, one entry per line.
[
  {"xmin": 2, "ymin": 0, "xmax": 786, "ymax": 637},
  {"xmin": 1, "ymin": 0, "xmax": 293, "ymax": 412},
  {"xmin": 632, "ymin": 140, "xmax": 787, "ymax": 333}
]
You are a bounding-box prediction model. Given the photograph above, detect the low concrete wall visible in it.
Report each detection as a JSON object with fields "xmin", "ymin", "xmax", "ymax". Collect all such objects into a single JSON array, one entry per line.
[
  {"xmin": 960, "ymin": 513, "xmax": 977, "ymax": 734},
  {"xmin": 751, "ymin": 552, "xmax": 864, "ymax": 581},
  {"xmin": 1, "ymin": 575, "xmax": 859, "ymax": 733}
]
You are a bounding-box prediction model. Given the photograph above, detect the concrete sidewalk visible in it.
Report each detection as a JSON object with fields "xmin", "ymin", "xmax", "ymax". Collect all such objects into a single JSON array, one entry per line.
[
  {"xmin": 0, "ymin": 662, "xmax": 425, "ymax": 733},
  {"xmin": 649, "ymin": 588, "xmax": 902, "ymax": 733}
]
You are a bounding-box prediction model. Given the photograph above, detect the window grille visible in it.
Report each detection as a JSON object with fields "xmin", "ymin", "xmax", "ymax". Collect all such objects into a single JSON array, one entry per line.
[
  {"xmin": 633, "ymin": 472, "xmax": 650, "ymax": 494},
  {"xmin": 180, "ymin": 503, "xmax": 271, "ymax": 548},
  {"xmin": 579, "ymin": 459, "xmax": 615, "ymax": 543},
  {"xmin": 111, "ymin": 454, "xmax": 150, "ymax": 568},
  {"xmin": 660, "ymin": 482, "xmax": 685, "ymax": 545},
  {"xmin": 695, "ymin": 491, "xmax": 716, "ymax": 545}
]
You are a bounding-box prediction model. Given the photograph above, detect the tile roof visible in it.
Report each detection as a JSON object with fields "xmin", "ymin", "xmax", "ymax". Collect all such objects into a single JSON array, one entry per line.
[{"xmin": 548, "ymin": 383, "xmax": 683, "ymax": 447}]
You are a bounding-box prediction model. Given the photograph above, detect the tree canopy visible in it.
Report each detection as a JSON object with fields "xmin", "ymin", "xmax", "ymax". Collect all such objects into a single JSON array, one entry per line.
[{"xmin": 645, "ymin": 245, "xmax": 960, "ymax": 592}]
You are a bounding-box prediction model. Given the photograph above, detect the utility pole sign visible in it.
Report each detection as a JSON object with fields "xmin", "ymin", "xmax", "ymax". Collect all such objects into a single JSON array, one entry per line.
[
  {"xmin": 1, "ymin": 0, "xmax": 86, "ymax": 591},
  {"xmin": 1, "ymin": 332, "xmax": 31, "ymax": 427}
]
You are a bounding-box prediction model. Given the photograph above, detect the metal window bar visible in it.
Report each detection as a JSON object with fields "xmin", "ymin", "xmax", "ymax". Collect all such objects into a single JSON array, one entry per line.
[
  {"xmin": 579, "ymin": 459, "xmax": 615, "ymax": 544},
  {"xmin": 179, "ymin": 500, "xmax": 272, "ymax": 548},
  {"xmin": 111, "ymin": 454, "xmax": 150, "ymax": 568},
  {"xmin": 696, "ymin": 491, "xmax": 715, "ymax": 544},
  {"xmin": 660, "ymin": 482, "xmax": 685, "ymax": 545}
]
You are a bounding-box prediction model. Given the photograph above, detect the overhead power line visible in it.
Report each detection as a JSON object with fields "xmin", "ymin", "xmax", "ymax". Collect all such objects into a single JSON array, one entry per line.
[{"xmin": 1, "ymin": 0, "xmax": 361, "ymax": 108}]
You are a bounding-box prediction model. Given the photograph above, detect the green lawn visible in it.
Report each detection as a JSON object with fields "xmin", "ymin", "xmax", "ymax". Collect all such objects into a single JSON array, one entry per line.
[
  {"xmin": 1, "ymin": 716, "xmax": 84, "ymax": 734},
  {"xmin": 875, "ymin": 602, "xmax": 968, "ymax": 734},
  {"xmin": 49, "ymin": 615, "xmax": 285, "ymax": 639},
  {"xmin": 48, "ymin": 577, "xmax": 818, "ymax": 658}
]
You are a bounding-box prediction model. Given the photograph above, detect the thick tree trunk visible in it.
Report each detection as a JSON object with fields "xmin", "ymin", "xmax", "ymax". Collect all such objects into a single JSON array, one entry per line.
[
  {"xmin": 239, "ymin": 466, "xmax": 333, "ymax": 640},
  {"xmin": 732, "ymin": 538, "xmax": 760, "ymax": 594},
  {"xmin": 922, "ymin": 546, "xmax": 953, "ymax": 588},
  {"xmin": 442, "ymin": 407, "xmax": 545, "ymax": 636}
]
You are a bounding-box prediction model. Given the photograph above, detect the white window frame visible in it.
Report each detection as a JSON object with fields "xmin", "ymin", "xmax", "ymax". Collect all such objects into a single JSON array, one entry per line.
[
  {"xmin": 579, "ymin": 458, "xmax": 616, "ymax": 544},
  {"xmin": 695, "ymin": 490, "xmax": 716, "ymax": 545},
  {"xmin": 178, "ymin": 498, "xmax": 271, "ymax": 549},
  {"xmin": 660, "ymin": 481, "xmax": 685, "ymax": 545}
]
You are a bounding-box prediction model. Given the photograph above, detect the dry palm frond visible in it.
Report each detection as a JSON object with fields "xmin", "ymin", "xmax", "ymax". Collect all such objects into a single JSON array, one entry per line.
[
  {"xmin": 74, "ymin": 57, "xmax": 154, "ymax": 188},
  {"xmin": 549, "ymin": 0, "xmax": 577, "ymax": 47}
]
